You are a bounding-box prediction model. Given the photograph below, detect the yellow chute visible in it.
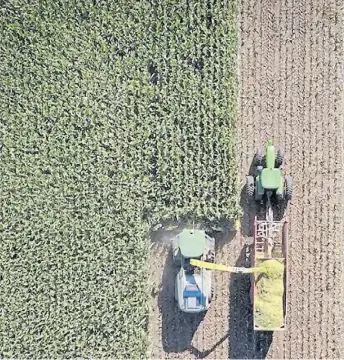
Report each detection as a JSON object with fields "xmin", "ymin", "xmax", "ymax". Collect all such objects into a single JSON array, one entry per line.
[
  {"xmin": 190, "ymin": 258, "xmax": 283, "ymax": 275},
  {"xmin": 190, "ymin": 259, "xmax": 262, "ymax": 274}
]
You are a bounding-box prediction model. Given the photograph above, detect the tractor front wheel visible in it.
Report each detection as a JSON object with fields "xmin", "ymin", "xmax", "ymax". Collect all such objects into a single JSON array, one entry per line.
[
  {"xmin": 172, "ymin": 240, "xmax": 181, "ymax": 266},
  {"xmin": 254, "ymin": 148, "xmax": 263, "ymax": 166},
  {"xmin": 275, "ymin": 149, "xmax": 284, "ymax": 168},
  {"xmin": 284, "ymin": 175, "xmax": 293, "ymax": 200},
  {"xmin": 246, "ymin": 176, "xmax": 255, "ymax": 197}
]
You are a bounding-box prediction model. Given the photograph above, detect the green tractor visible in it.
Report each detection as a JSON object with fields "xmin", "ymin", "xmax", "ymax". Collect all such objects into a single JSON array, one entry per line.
[
  {"xmin": 171, "ymin": 229, "xmax": 215, "ymax": 313},
  {"xmin": 246, "ymin": 140, "xmax": 293, "ymax": 212}
]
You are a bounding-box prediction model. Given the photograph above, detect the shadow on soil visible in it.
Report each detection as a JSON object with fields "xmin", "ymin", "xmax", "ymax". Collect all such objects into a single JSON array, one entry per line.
[
  {"xmin": 240, "ymin": 155, "xmax": 259, "ymax": 238},
  {"xmin": 158, "ymin": 249, "xmax": 206, "ymax": 353},
  {"xmin": 156, "ymin": 225, "xmax": 236, "ymax": 355},
  {"xmin": 229, "ymin": 244, "xmax": 273, "ymax": 359},
  {"xmin": 227, "ymin": 175, "xmax": 273, "ymax": 359}
]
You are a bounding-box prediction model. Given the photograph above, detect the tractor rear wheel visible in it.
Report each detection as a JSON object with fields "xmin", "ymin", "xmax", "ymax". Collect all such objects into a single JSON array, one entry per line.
[
  {"xmin": 275, "ymin": 149, "xmax": 284, "ymax": 168},
  {"xmin": 254, "ymin": 148, "xmax": 263, "ymax": 166},
  {"xmin": 284, "ymin": 175, "xmax": 293, "ymax": 200},
  {"xmin": 246, "ymin": 176, "xmax": 255, "ymax": 197}
]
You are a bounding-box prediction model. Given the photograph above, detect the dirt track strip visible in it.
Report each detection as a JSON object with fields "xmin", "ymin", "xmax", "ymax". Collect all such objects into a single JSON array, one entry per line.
[
  {"xmin": 149, "ymin": 1, "xmax": 344, "ymax": 359},
  {"xmin": 238, "ymin": 0, "xmax": 344, "ymax": 358}
]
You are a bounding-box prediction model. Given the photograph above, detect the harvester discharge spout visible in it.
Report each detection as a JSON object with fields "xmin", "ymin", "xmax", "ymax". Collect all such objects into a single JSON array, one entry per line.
[{"xmin": 190, "ymin": 259, "xmax": 267, "ymax": 275}]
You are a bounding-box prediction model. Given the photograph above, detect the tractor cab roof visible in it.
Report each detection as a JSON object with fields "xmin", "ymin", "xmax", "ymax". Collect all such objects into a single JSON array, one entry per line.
[
  {"xmin": 178, "ymin": 229, "xmax": 206, "ymax": 258},
  {"xmin": 261, "ymin": 168, "xmax": 282, "ymax": 189}
]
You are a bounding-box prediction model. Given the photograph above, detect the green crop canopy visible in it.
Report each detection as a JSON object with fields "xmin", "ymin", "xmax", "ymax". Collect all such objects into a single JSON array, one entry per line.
[{"xmin": 178, "ymin": 230, "xmax": 206, "ymax": 258}]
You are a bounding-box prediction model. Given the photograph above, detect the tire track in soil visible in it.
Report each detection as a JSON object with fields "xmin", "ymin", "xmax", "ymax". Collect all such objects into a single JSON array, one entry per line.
[
  {"xmin": 288, "ymin": 0, "xmax": 309, "ymax": 357},
  {"xmin": 299, "ymin": 0, "xmax": 313, "ymax": 357},
  {"xmin": 327, "ymin": 4, "xmax": 344, "ymax": 358},
  {"xmin": 313, "ymin": 5, "xmax": 328, "ymax": 357},
  {"xmin": 319, "ymin": 2, "xmax": 344, "ymax": 357},
  {"xmin": 239, "ymin": 0, "xmax": 344, "ymax": 359},
  {"xmin": 228, "ymin": 1, "xmax": 256, "ymax": 359}
]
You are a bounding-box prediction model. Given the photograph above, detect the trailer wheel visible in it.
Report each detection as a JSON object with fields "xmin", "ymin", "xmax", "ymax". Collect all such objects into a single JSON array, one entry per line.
[
  {"xmin": 254, "ymin": 148, "xmax": 263, "ymax": 166},
  {"xmin": 275, "ymin": 149, "xmax": 284, "ymax": 168}
]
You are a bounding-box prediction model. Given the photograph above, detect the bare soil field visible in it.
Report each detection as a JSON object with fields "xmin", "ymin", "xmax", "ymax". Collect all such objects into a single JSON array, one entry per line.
[
  {"xmin": 236, "ymin": 0, "xmax": 343, "ymax": 358},
  {"xmin": 149, "ymin": 1, "xmax": 344, "ymax": 359}
]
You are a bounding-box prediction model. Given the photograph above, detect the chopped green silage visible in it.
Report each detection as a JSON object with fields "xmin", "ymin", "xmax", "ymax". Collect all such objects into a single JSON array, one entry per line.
[{"xmin": 255, "ymin": 260, "xmax": 285, "ymax": 329}]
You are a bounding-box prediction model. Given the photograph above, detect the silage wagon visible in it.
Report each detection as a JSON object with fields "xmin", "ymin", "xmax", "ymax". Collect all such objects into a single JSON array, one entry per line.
[
  {"xmin": 190, "ymin": 216, "xmax": 289, "ymax": 331},
  {"xmin": 251, "ymin": 216, "xmax": 289, "ymax": 331}
]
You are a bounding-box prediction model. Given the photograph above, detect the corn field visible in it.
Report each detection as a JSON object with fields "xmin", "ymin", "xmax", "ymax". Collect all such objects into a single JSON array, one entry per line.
[{"xmin": 0, "ymin": 0, "xmax": 238, "ymax": 357}]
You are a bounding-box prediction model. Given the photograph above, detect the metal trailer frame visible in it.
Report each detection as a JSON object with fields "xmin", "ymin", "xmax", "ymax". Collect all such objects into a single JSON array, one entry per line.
[{"xmin": 251, "ymin": 216, "xmax": 289, "ymax": 331}]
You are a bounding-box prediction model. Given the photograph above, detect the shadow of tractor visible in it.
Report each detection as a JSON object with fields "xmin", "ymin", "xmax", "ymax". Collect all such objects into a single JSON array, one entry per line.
[
  {"xmin": 229, "ymin": 244, "xmax": 273, "ymax": 359},
  {"xmin": 158, "ymin": 247, "xmax": 206, "ymax": 353},
  {"xmin": 240, "ymin": 155, "xmax": 259, "ymax": 238}
]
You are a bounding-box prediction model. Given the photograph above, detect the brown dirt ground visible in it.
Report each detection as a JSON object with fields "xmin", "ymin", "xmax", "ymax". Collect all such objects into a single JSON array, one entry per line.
[{"xmin": 148, "ymin": 1, "xmax": 344, "ymax": 359}]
